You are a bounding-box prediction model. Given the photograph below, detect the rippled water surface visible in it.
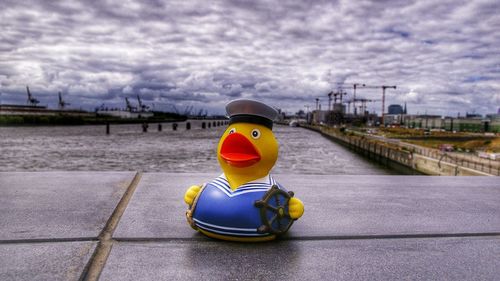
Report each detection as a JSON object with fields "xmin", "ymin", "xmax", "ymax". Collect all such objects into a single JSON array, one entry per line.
[{"xmin": 0, "ymin": 121, "xmax": 396, "ymax": 174}]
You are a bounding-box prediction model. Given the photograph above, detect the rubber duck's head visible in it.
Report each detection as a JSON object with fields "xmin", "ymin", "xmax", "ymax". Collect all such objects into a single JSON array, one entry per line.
[
  {"xmin": 218, "ymin": 122, "xmax": 278, "ymax": 178},
  {"xmin": 217, "ymin": 99, "xmax": 279, "ymax": 188}
]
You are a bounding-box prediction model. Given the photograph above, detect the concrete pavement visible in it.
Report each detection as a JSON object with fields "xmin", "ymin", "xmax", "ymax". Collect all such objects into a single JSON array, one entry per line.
[{"xmin": 1, "ymin": 172, "xmax": 499, "ymax": 280}]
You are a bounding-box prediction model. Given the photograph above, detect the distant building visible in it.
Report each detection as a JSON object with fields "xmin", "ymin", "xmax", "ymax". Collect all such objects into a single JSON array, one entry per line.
[
  {"xmin": 332, "ymin": 103, "xmax": 345, "ymax": 114},
  {"xmin": 395, "ymin": 111, "xmax": 500, "ymax": 133},
  {"xmin": 444, "ymin": 117, "xmax": 488, "ymax": 132},
  {"xmin": 384, "ymin": 114, "xmax": 404, "ymax": 126},
  {"xmin": 276, "ymin": 109, "xmax": 285, "ymax": 122},
  {"xmin": 490, "ymin": 119, "xmax": 500, "ymax": 132},
  {"xmin": 486, "ymin": 113, "xmax": 500, "ymax": 121},
  {"xmin": 96, "ymin": 110, "xmax": 153, "ymax": 119},
  {"xmin": 0, "ymin": 104, "xmax": 47, "ymax": 115},
  {"xmin": 388, "ymin": 104, "xmax": 404, "ymax": 115},
  {"xmin": 312, "ymin": 110, "xmax": 328, "ymax": 124},
  {"xmin": 404, "ymin": 115, "xmax": 443, "ymax": 129},
  {"xmin": 485, "ymin": 113, "xmax": 500, "ymax": 133},
  {"xmin": 384, "ymin": 103, "xmax": 407, "ymax": 125},
  {"xmin": 0, "ymin": 104, "xmax": 92, "ymax": 117},
  {"xmin": 466, "ymin": 112, "xmax": 482, "ymax": 118}
]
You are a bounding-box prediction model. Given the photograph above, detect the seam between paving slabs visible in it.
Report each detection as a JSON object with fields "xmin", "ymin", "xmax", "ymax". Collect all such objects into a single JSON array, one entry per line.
[
  {"xmin": 0, "ymin": 237, "xmax": 98, "ymax": 244},
  {"xmin": 2, "ymin": 232, "xmax": 494, "ymax": 246},
  {"xmin": 111, "ymin": 232, "xmax": 500, "ymax": 243},
  {"xmin": 79, "ymin": 171, "xmax": 143, "ymax": 281}
]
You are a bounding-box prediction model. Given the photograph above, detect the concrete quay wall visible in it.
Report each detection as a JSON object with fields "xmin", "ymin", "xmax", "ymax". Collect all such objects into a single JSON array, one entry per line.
[
  {"xmin": 302, "ymin": 125, "xmax": 496, "ymax": 176},
  {"xmin": 412, "ymin": 154, "xmax": 493, "ymax": 176}
]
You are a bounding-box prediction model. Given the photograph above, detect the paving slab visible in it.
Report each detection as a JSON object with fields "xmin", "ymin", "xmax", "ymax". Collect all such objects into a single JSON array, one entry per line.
[
  {"xmin": 0, "ymin": 241, "xmax": 96, "ymax": 281},
  {"xmin": 114, "ymin": 173, "xmax": 216, "ymax": 240},
  {"xmin": 100, "ymin": 237, "xmax": 500, "ymax": 281},
  {"xmin": 0, "ymin": 172, "xmax": 135, "ymax": 240},
  {"xmin": 114, "ymin": 173, "xmax": 500, "ymax": 239},
  {"xmin": 284, "ymin": 175, "xmax": 500, "ymax": 237}
]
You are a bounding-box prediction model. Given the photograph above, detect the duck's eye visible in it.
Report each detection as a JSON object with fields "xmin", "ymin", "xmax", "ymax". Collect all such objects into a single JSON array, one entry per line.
[
  {"xmin": 228, "ymin": 128, "xmax": 236, "ymax": 134},
  {"xmin": 251, "ymin": 129, "xmax": 261, "ymax": 139}
]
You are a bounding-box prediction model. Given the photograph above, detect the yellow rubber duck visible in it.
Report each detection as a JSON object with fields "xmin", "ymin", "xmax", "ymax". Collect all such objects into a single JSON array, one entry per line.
[{"xmin": 184, "ymin": 99, "xmax": 304, "ymax": 242}]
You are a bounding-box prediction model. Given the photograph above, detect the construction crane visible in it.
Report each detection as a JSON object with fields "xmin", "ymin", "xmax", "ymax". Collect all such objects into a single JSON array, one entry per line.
[
  {"xmin": 327, "ymin": 92, "xmax": 333, "ymax": 111},
  {"xmin": 326, "ymin": 89, "xmax": 348, "ymax": 111},
  {"xmin": 351, "ymin": 98, "xmax": 381, "ymax": 115},
  {"xmin": 344, "ymin": 98, "xmax": 358, "ymax": 114},
  {"xmin": 332, "ymin": 90, "xmax": 347, "ymax": 104},
  {"xmin": 58, "ymin": 92, "xmax": 69, "ymax": 109},
  {"xmin": 357, "ymin": 85, "xmax": 397, "ymax": 125},
  {"xmin": 330, "ymin": 84, "xmax": 364, "ymax": 114},
  {"xmin": 352, "ymin": 83, "xmax": 365, "ymax": 115},
  {"xmin": 345, "ymin": 99, "xmax": 353, "ymax": 114},
  {"xmin": 337, "ymin": 83, "xmax": 397, "ymax": 116},
  {"xmin": 26, "ymin": 86, "xmax": 40, "ymax": 106}
]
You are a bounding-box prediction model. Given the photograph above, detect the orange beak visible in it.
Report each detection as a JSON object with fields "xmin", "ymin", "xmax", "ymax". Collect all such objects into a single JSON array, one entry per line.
[{"xmin": 220, "ymin": 133, "xmax": 261, "ymax": 168}]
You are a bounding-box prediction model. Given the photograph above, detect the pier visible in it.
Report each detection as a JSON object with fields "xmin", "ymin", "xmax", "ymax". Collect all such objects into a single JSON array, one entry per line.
[{"xmin": 1, "ymin": 172, "xmax": 499, "ymax": 280}]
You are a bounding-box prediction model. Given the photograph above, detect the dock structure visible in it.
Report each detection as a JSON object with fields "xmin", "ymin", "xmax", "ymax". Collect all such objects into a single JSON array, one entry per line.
[
  {"xmin": 0, "ymin": 104, "xmax": 93, "ymax": 117},
  {"xmin": 0, "ymin": 172, "xmax": 499, "ymax": 280}
]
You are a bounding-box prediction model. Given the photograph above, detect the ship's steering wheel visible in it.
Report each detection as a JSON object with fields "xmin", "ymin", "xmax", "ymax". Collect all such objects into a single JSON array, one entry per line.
[{"xmin": 254, "ymin": 185, "xmax": 295, "ymax": 235}]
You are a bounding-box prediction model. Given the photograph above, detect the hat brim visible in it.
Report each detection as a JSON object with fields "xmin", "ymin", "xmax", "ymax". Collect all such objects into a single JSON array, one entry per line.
[{"xmin": 228, "ymin": 114, "xmax": 273, "ymax": 129}]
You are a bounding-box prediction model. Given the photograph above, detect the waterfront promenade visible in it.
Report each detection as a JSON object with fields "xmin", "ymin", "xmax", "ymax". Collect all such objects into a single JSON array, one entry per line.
[
  {"xmin": 1, "ymin": 172, "xmax": 499, "ymax": 280},
  {"xmin": 303, "ymin": 125, "xmax": 500, "ymax": 176}
]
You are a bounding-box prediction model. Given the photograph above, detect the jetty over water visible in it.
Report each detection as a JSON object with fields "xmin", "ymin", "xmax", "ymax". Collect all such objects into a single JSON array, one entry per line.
[{"xmin": 1, "ymin": 172, "xmax": 499, "ymax": 280}]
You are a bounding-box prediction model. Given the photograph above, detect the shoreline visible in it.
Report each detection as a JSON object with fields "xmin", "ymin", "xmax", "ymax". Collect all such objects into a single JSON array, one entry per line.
[{"xmin": 0, "ymin": 114, "xmax": 188, "ymax": 126}]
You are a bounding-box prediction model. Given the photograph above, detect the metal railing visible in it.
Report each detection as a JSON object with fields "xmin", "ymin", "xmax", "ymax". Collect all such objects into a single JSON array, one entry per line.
[{"xmin": 407, "ymin": 145, "xmax": 500, "ymax": 176}]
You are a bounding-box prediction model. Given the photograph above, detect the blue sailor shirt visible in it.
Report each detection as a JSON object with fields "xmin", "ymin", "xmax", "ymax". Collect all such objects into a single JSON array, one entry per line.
[{"xmin": 192, "ymin": 174, "xmax": 286, "ymax": 238}]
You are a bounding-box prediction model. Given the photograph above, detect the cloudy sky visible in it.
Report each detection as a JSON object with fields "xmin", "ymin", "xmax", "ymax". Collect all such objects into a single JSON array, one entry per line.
[{"xmin": 1, "ymin": 0, "xmax": 499, "ymax": 116}]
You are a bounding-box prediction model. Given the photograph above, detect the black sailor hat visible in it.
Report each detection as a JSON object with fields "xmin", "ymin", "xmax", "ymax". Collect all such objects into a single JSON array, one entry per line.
[{"xmin": 226, "ymin": 99, "xmax": 278, "ymax": 130}]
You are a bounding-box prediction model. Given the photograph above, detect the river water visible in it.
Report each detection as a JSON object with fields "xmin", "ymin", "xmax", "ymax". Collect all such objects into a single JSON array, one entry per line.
[{"xmin": 0, "ymin": 120, "xmax": 396, "ymax": 174}]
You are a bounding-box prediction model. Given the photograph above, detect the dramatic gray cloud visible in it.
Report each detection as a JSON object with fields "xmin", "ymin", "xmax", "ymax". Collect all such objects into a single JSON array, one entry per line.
[{"xmin": 0, "ymin": 0, "xmax": 499, "ymax": 115}]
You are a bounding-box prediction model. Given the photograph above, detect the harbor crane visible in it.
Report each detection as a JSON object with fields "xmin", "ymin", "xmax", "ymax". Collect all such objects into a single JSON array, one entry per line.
[
  {"xmin": 136, "ymin": 95, "xmax": 149, "ymax": 112},
  {"xmin": 26, "ymin": 86, "xmax": 40, "ymax": 106},
  {"xmin": 125, "ymin": 97, "xmax": 136, "ymax": 112},
  {"xmin": 183, "ymin": 105, "xmax": 193, "ymax": 116},
  {"xmin": 58, "ymin": 92, "xmax": 69, "ymax": 109},
  {"xmin": 195, "ymin": 108, "xmax": 209, "ymax": 118},
  {"xmin": 171, "ymin": 105, "xmax": 180, "ymax": 114}
]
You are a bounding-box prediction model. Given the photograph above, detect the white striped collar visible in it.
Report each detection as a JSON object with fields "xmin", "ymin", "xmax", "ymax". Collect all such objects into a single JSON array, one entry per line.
[
  {"xmin": 219, "ymin": 174, "xmax": 274, "ymax": 186},
  {"xmin": 209, "ymin": 174, "xmax": 275, "ymax": 197}
]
